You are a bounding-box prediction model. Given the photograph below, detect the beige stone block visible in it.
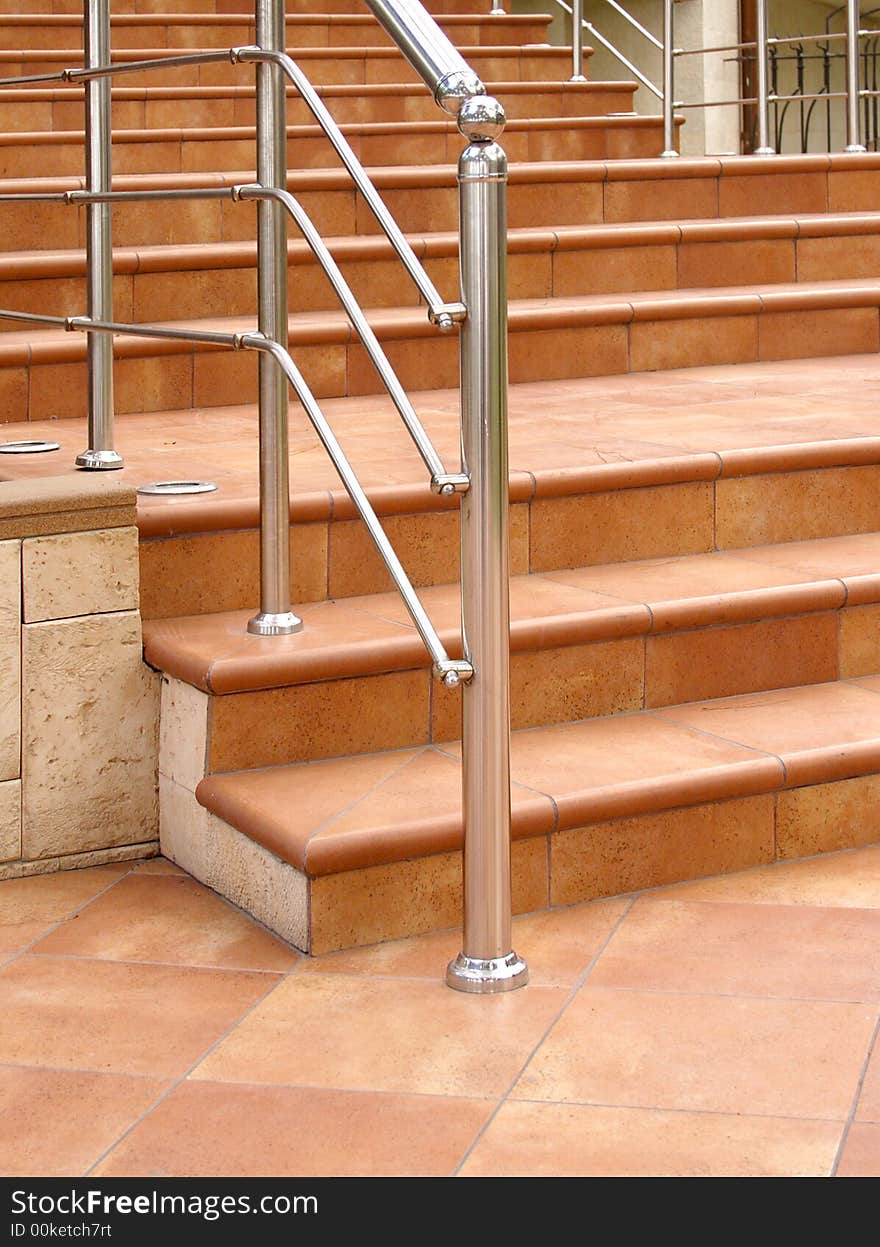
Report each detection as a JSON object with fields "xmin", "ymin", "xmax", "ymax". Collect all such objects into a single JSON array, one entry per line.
[
  {"xmin": 160, "ymin": 776, "xmax": 308, "ymax": 951},
  {"xmin": 0, "ymin": 476, "xmax": 135, "ymax": 542},
  {"xmin": 0, "ymin": 541, "xmax": 20, "ymax": 784},
  {"xmin": 0, "ymin": 779, "xmax": 20, "ymax": 863},
  {"xmin": 23, "ymin": 527, "xmax": 139, "ymax": 623},
  {"xmin": 0, "ymin": 841, "xmax": 157, "ymax": 881},
  {"xmin": 159, "ymin": 677, "xmax": 209, "ymax": 792},
  {"xmin": 21, "ymin": 611, "xmax": 159, "ymax": 859}
]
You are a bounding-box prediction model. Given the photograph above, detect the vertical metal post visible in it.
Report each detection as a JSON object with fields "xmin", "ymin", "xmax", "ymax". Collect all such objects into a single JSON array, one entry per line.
[
  {"xmin": 248, "ymin": 0, "xmax": 302, "ymax": 636},
  {"xmin": 661, "ymin": 0, "xmax": 678, "ymax": 157},
  {"xmin": 847, "ymin": 0, "xmax": 867, "ymax": 151},
  {"xmin": 76, "ymin": 0, "xmax": 122, "ymax": 470},
  {"xmin": 570, "ymin": 0, "xmax": 586, "ymax": 82},
  {"xmin": 754, "ymin": 0, "xmax": 775, "ymax": 154},
  {"xmin": 447, "ymin": 96, "xmax": 527, "ymax": 995}
]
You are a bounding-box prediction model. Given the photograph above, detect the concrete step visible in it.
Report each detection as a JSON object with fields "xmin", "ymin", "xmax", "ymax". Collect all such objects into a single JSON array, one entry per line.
[
  {"xmin": 0, "ymin": 0, "xmax": 488, "ymax": 13},
  {"xmin": 0, "ymin": 78, "xmax": 636, "ymax": 133},
  {"xmin": 2, "ymin": 211, "xmax": 877, "ymax": 328},
  {"xmin": 0, "ymin": 43, "xmax": 592, "ymax": 87},
  {"xmin": 0, "ymin": 275, "xmax": 877, "ymax": 420},
  {"xmin": 158, "ymin": 675, "xmax": 880, "ymax": 951},
  {"xmin": 0, "ymin": 112, "xmax": 668, "ymax": 179},
  {"xmin": 3, "ymin": 355, "xmax": 880, "ymax": 612},
  {"xmin": 142, "ymin": 531, "xmax": 880, "ymax": 770},
  {"xmin": 0, "ymin": 11, "xmax": 552, "ymax": 52},
  {"xmin": 0, "ymin": 151, "xmax": 875, "ymax": 253}
]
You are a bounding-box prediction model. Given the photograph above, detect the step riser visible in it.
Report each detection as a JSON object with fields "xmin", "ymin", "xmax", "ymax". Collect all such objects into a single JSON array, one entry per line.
[
  {"xmin": 160, "ymin": 769, "xmax": 880, "ymax": 953},
  {"xmin": 6, "ymin": 301, "xmax": 876, "ymax": 422},
  {"xmin": 175, "ymin": 606, "xmax": 860, "ymax": 771},
  {"xmin": 0, "ymin": 16, "xmax": 551, "ymax": 52},
  {"xmin": 0, "ymin": 86, "xmax": 635, "ymax": 133},
  {"xmin": 2, "ymin": 164, "xmax": 878, "ymax": 254},
  {"xmin": 0, "ymin": 121, "xmax": 664, "ymax": 180},
  {"xmin": 5, "ymin": 229, "xmax": 878, "ymax": 329},
  {"xmin": 0, "ymin": 0, "xmax": 491, "ymax": 13},
  {"xmin": 137, "ymin": 462, "xmax": 880, "ymax": 620},
  {"xmin": 0, "ymin": 48, "xmax": 590, "ymax": 87}
]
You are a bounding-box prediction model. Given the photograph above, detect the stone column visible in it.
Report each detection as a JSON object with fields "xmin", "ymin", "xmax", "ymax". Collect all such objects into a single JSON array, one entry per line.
[{"xmin": 0, "ymin": 475, "xmax": 159, "ymax": 878}]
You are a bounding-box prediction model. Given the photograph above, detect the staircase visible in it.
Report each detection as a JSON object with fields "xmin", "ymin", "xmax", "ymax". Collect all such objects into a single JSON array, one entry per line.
[{"xmin": 3, "ymin": 0, "xmax": 880, "ymax": 955}]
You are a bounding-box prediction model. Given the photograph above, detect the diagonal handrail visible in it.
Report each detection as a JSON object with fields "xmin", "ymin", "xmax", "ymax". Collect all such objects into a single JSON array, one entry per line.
[{"xmin": 0, "ymin": 0, "xmax": 529, "ymax": 994}]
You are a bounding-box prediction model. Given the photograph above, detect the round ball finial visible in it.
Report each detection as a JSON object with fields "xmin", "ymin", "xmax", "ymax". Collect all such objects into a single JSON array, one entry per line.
[
  {"xmin": 443, "ymin": 670, "xmax": 461, "ymax": 690},
  {"xmin": 456, "ymin": 95, "xmax": 506, "ymax": 143}
]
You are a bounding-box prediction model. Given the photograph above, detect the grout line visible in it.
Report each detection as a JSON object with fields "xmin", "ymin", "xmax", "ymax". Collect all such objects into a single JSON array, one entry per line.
[
  {"xmin": 24, "ymin": 950, "xmax": 291, "ymax": 975},
  {"xmin": 83, "ymin": 950, "xmax": 305, "ymax": 1177},
  {"xmin": 505, "ymin": 1093, "xmax": 848, "ymax": 1126},
  {"xmin": 830, "ymin": 1011, "xmax": 880, "ymax": 1176},
  {"xmin": 0, "ymin": 867, "xmax": 140, "ymax": 974},
  {"xmin": 450, "ymin": 895, "xmax": 637, "ymax": 1177}
]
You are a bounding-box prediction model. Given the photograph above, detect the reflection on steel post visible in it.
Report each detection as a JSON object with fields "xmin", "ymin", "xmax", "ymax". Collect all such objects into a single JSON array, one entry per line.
[
  {"xmin": 755, "ymin": 0, "xmax": 776, "ymax": 154},
  {"xmin": 570, "ymin": 0, "xmax": 586, "ymax": 82},
  {"xmin": 76, "ymin": 0, "xmax": 122, "ymax": 470},
  {"xmin": 661, "ymin": 0, "xmax": 678, "ymax": 156},
  {"xmin": 446, "ymin": 96, "xmax": 528, "ymax": 995},
  {"xmin": 248, "ymin": 0, "xmax": 302, "ymax": 637},
  {"xmin": 846, "ymin": 0, "xmax": 867, "ymax": 151}
]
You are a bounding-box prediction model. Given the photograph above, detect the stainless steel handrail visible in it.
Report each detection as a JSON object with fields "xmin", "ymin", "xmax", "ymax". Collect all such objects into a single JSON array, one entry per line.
[
  {"xmin": 235, "ymin": 183, "xmax": 464, "ymax": 494},
  {"xmin": 547, "ymin": 0, "xmax": 874, "ymax": 158},
  {"xmin": 550, "ymin": 0, "xmax": 661, "ymax": 95},
  {"xmin": 357, "ymin": 0, "xmax": 528, "ymax": 994},
  {"xmin": 0, "ymin": 46, "xmax": 461, "ymax": 330},
  {"xmin": 1, "ymin": 0, "xmax": 529, "ymax": 994},
  {"xmin": 0, "ymin": 305, "xmax": 467, "ymax": 679},
  {"xmin": 236, "ymin": 45, "xmax": 463, "ymax": 329}
]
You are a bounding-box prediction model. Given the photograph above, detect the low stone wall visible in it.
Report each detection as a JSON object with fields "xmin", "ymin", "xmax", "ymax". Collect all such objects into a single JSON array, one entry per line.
[{"xmin": 0, "ymin": 475, "xmax": 159, "ymax": 878}]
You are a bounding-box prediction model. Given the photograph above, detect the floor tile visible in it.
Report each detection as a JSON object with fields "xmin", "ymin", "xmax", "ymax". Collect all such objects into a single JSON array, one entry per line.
[
  {"xmin": 590, "ymin": 897, "xmax": 880, "ymax": 1002},
  {"xmin": 0, "ymin": 1065, "xmax": 169, "ymax": 1178},
  {"xmin": 0, "ymin": 867, "xmax": 129, "ymax": 954},
  {"xmin": 299, "ymin": 898, "xmax": 631, "ymax": 988},
  {"xmin": 836, "ymin": 1123, "xmax": 880, "ymax": 1176},
  {"xmin": 856, "ymin": 1041, "xmax": 880, "ymax": 1122},
  {"xmin": 0, "ymin": 956, "xmax": 277, "ymax": 1078},
  {"xmin": 192, "ymin": 973, "xmax": 566, "ymax": 1097},
  {"xmin": 459, "ymin": 1101, "xmax": 842, "ymax": 1177},
  {"xmin": 512, "ymin": 986, "xmax": 876, "ymax": 1119},
  {"xmin": 660, "ymin": 846, "xmax": 880, "ymax": 908},
  {"xmin": 95, "ymin": 1080, "xmax": 493, "ymax": 1178},
  {"xmin": 31, "ymin": 874, "xmax": 298, "ymax": 972},
  {"xmin": 128, "ymin": 857, "xmax": 189, "ymax": 876},
  {"xmin": 655, "ymin": 682, "xmax": 880, "ymax": 787}
]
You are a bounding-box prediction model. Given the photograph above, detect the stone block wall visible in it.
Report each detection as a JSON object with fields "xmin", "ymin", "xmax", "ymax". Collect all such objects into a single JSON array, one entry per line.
[{"xmin": 0, "ymin": 475, "xmax": 160, "ymax": 878}]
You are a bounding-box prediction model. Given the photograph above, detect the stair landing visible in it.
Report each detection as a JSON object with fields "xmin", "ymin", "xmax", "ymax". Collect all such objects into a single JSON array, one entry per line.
[{"xmin": 0, "ymin": 844, "xmax": 877, "ymax": 1176}]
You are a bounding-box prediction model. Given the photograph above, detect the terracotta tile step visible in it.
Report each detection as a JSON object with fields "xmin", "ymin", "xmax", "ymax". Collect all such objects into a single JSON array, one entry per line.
[
  {"xmin": 0, "ymin": 114, "xmax": 669, "ymax": 180},
  {"xmin": 0, "ymin": 12, "xmax": 551, "ymax": 52},
  {"xmin": 143, "ymin": 528, "xmax": 880, "ymax": 688},
  {"xmin": 3, "ymin": 210, "xmax": 878, "ymax": 327},
  {"xmin": 1, "ymin": 277, "xmax": 878, "ymax": 419},
  {"xmin": 0, "ymin": 44, "xmax": 587, "ymax": 87},
  {"xmin": 143, "ymin": 532, "xmax": 879, "ymax": 769},
  {"xmin": 0, "ymin": 79, "xmax": 636, "ymax": 133},
  {"xmin": 0, "ymin": 0, "xmax": 487, "ymax": 11},
  {"xmin": 176, "ymin": 677, "xmax": 880, "ymax": 950},
  {"xmin": 2, "ymin": 151, "xmax": 878, "ymax": 254}
]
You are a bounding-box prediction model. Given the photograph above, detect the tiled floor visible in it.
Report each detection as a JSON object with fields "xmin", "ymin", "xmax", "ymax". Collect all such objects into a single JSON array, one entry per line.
[
  {"xmin": 1, "ymin": 847, "xmax": 879, "ymax": 1177},
  {"xmin": 5, "ymin": 355, "xmax": 880, "ymax": 515}
]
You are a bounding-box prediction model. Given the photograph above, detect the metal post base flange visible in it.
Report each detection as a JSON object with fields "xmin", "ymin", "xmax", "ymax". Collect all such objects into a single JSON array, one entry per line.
[
  {"xmin": 247, "ymin": 610, "xmax": 303, "ymax": 636},
  {"xmin": 76, "ymin": 448, "xmax": 124, "ymax": 470},
  {"xmin": 446, "ymin": 950, "xmax": 529, "ymax": 994}
]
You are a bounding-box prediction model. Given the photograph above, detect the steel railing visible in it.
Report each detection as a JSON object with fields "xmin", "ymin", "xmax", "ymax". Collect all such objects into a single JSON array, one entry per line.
[
  {"xmin": 491, "ymin": 0, "xmax": 880, "ymax": 158},
  {"xmin": 0, "ymin": 0, "xmax": 528, "ymax": 994}
]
